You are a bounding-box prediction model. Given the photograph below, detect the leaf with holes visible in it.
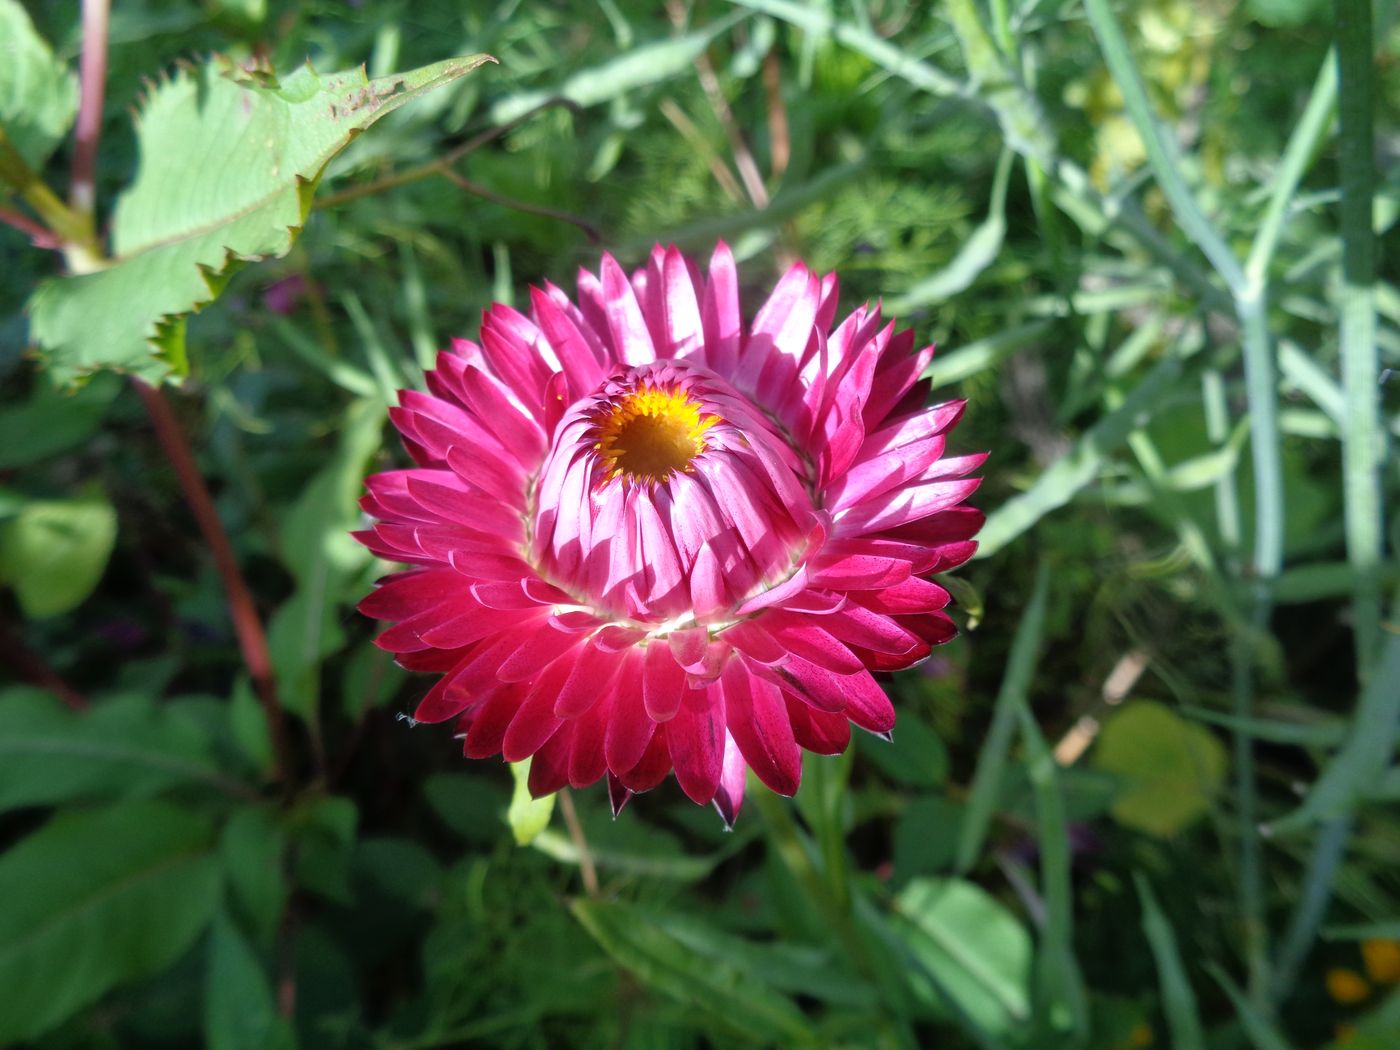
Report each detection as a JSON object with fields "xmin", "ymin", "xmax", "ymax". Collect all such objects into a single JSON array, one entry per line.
[{"xmin": 28, "ymin": 53, "xmax": 493, "ymax": 386}]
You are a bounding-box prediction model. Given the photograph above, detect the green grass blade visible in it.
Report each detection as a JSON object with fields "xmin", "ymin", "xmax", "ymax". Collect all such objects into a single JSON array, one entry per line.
[
  {"xmin": 726, "ymin": 0, "xmax": 963, "ymax": 96},
  {"xmin": 1334, "ymin": 0, "xmax": 1385, "ymax": 669},
  {"xmin": 955, "ymin": 562, "xmax": 1050, "ymax": 872},
  {"xmin": 978, "ymin": 354, "xmax": 1184, "ymax": 557},
  {"xmin": 924, "ymin": 322, "xmax": 1053, "ymax": 389},
  {"xmin": 888, "ymin": 146, "xmax": 1013, "ymax": 313},
  {"xmin": 1016, "ymin": 696, "xmax": 1089, "ymax": 1035},
  {"xmin": 1270, "ymin": 816, "xmax": 1353, "ymax": 1004},
  {"xmin": 1081, "ymin": 0, "xmax": 1245, "ymax": 292},
  {"xmin": 1208, "ymin": 963, "xmax": 1298, "ymax": 1050},
  {"xmin": 1135, "ymin": 873, "xmax": 1206, "ymax": 1050},
  {"xmin": 1266, "ymin": 589, "xmax": 1400, "ymax": 834},
  {"xmin": 1245, "ymin": 53, "xmax": 1338, "ymax": 283}
]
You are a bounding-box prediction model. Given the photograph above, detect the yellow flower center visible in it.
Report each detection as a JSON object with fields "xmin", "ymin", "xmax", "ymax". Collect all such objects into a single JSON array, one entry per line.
[{"xmin": 593, "ymin": 386, "xmax": 718, "ymax": 482}]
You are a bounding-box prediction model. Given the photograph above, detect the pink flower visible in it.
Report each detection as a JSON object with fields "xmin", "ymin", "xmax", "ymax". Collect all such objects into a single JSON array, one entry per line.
[{"xmin": 356, "ymin": 244, "xmax": 983, "ymax": 824}]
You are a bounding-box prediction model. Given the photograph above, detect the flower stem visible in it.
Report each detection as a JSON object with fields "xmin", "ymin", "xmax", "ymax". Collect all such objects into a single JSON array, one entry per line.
[
  {"xmin": 557, "ymin": 788, "xmax": 600, "ymax": 897},
  {"xmin": 132, "ymin": 378, "xmax": 291, "ymax": 786}
]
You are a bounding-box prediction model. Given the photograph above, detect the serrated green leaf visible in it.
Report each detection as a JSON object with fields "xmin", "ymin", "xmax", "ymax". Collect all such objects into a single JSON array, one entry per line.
[
  {"xmin": 0, "ymin": 802, "xmax": 221, "ymax": 1045},
  {"xmin": 0, "ymin": 0, "xmax": 78, "ymax": 167},
  {"xmin": 28, "ymin": 53, "xmax": 494, "ymax": 386},
  {"xmin": 0, "ymin": 688, "xmax": 247, "ymax": 811},
  {"xmin": 205, "ymin": 914, "xmax": 297, "ymax": 1050},
  {"xmin": 893, "ymin": 877, "xmax": 1033, "ymax": 1035},
  {"xmin": 0, "ymin": 492, "xmax": 117, "ymax": 617}
]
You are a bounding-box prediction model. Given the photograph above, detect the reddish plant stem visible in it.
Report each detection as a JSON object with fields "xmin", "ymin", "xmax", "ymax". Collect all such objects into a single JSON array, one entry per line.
[
  {"xmin": 71, "ymin": 0, "xmax": 110, "ymax": 222},
  {"xmin": 0, "ymin": 206, "xmax": 62, "ymax": 249},
  {"xmin": 0, "ymin": 616, "xmax": 88, "ymax": 710},
  {"xmin": 132, "ymin": 378, "xmax": 291, "ymax": 785}
]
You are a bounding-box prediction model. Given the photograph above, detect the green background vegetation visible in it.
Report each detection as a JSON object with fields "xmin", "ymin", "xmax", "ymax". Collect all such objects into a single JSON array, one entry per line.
[{"xmin": 1, "ymin": 0, "xmax": 1397, "ymax": 1047}]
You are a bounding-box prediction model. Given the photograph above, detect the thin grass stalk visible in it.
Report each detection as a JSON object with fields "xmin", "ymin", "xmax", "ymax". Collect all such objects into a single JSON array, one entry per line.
[
  {"xmin": 1333, "ymin": 0, "xmax": 1383, "ymax": 670},
  {"xmin": 1136, "ymin": 874, "xmax": 1207, "ymax": 1050},
  {"xmin": 1270, "ymin": 815, "xmax": 1353, "ymax": 1003}
]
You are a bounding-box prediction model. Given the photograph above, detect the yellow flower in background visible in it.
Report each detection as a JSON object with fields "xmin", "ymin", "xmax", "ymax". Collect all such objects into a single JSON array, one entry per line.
[
  {"xmin": 1326, "ymin": 967, "xmax": 1372, "ymax": 1005},
  {"xmin": 1361, "ymin": 939, "xmax": 1400, "ymax": 985}
]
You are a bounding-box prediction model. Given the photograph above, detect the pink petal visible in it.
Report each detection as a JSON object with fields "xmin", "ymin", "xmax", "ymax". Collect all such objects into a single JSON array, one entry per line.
[
  {"xmin": 785, "ymin": 694, "xmax": 851, "ymax": 754},
  {"xmin": 712, "ymin": 729, "xmax": 748, "ymax": 829},
  {"xmin": 835, "ymin": 478, "xmax": 983, "ymax": 536},
  {"xmin": 501, "ymin": 659, "xmax": 571, "ymax": 762},
  {"xmin": 851, "ymin": 576, "xmax": 951, "ymax": 616},
  {"xmin": 667, "ymin": 684, "xmax": 725, "ymax": 804},
  {"xmin": 605, "ymin": 651, "xmax": 654, "ymax": 773},
  {"xmin": 700, "ymin": 241, "xmax": 742, "ymax": 375},
  {"xmin": 599, "ymin": 254, "xmax": 657, "ymax": 366},
  {"xmin": 568, "ymin": 703, "xmax": 610, "ymax": 788},
  {"xmin": 808, "ymin": 553, "xmax": 913, "ymax": 590},
  {"xmin": 722, "ymin": 662, "xmax": 800, "ymax": 795},
  {"xmin": 760, "ymin": 616, "xmax": 865, "ymax": 675},
  {"xmin": 643, "ymin": 641, "xmax": 687, "ymax": 721},
  {"xmin": 618, "ymin": 730, "xmax": 673, "ymax": 792},
  {"xmin": 841, "ymin": 670, "xmax": 897, "ymax": 735},
  {"xmin": 821, "ymin": 604, "xmax": 921, "ymax": 656},
  {"xmin": 463, "ymin": 684, "xmax": 523, "ymax": 758},
  {"xmin": 528, "ymin": 725, "xmax": 573, "ymax": 797},
  {"xmin": 553, "ymin": 641, "xmax": 627, "ymax": 718}
]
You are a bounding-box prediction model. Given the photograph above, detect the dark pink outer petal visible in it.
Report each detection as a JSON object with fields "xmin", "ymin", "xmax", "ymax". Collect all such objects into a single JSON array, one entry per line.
[{"xmin": 722, "ymin": 662, "xmax": 800, "ymax": 796}]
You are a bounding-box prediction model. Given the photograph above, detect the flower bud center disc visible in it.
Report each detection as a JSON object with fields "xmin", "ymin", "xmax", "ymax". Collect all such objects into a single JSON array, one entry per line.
[{"xmin": 592, "ymin": 387, "xmax": 717, "ymax": 483}]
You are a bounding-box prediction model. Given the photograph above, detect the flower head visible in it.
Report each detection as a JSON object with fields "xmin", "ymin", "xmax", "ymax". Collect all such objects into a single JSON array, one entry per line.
[{"xmin": 356, "ymin": 244, "xmax": 983, "ymax": 823}]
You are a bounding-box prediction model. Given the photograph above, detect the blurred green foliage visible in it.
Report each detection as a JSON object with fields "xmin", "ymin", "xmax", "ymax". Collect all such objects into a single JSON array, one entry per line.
[{"xmin": 1, "ymin": 0, "xmax": 1398, "ymax": 1048}]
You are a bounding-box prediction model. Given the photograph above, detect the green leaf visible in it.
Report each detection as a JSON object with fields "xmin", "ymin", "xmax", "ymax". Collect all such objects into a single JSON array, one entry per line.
[
  {"xmin": 894, "ymin": 796, "xmax": 965, "ymax": 880},
  {"xmin": 423, "ymin": 772, "xmax": 512, "ymax": 845},
  {"xmin": 570, "ymin": 898, "xmax": 821, "ymax": 1046},
  {"xmin": 28, "ymin": 53, "xmax": 494, "ymax": 386},
  {"xmin": 856, "ymin": 712, "xmax": 948, "ymax": 788},
  {"xmin": 205, "ymin": 914, "xmax": 296, "ymax": 1050},
  {"xmin": 1093, "ymin": 700, "xmax": 1228, "ymax": 837},
  {"xmin": 507, "ymin": 758, "xmax": 555, "ymax": 846},
  {"xmin": 228, "ymin": 677, "xmax": 275, "ymax": 777},
  {"xmin": 489, "ymin": 17, "xmax": 743, "ymax": 124},
  {"xmin": 893, "ymin": 877, "xmax": 1033, "ymax": 1035},
  {"xmin": 220, "ymin": 807, "xmax": 288, "ymax": 946},
  {"xmin": 0, "ymin": 688, "xmax": 246, "ymax": 811},
  {"xmin": 0, "ymin": 491, "xmax": 117, "ymax": 618},
  {"xmin": 268, "ymin": 397, "xmax": 384, "ymax": 717},
  {"xmin": 0, "ymin": 373, "xmax": 119, "ymax": 469},
  {"xmin": 0, "ymin": 802, "xmax": 221, "ymax": 1044},
  {"xmin": 0, "ymin": 0, "xmax": 78, "ymax": 167},
  {"xmin": 290, "ymin": 796, "xmax": 358, "ymax": 905}
]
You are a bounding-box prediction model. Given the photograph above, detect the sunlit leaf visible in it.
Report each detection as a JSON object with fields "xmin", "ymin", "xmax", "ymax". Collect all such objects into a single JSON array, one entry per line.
[
  {"xmin": 0, "ymin": 0, "xmax": 78, "ymax": 167},
  {"xmin": 1093, "ymin": 700, "xmax": 1228, "ymax": 837},
  {"xmin": 894, "ymin": 877, "xmax": 1033, "ymax": 1035},
  {"xmin": 0, "ymin": 492, "xmax": 117, "ymax": 618},
  {"xmin": 28, "ymin": 54, "xmax": 493, "ymax": 385}
]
